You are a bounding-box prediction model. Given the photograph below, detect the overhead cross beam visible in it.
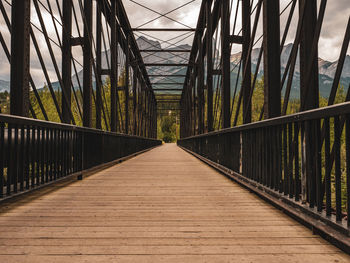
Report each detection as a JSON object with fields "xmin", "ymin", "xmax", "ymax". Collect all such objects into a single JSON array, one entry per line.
[
  {"xmin": 145, "ymin": 63, "xmax": 191, "ymax": 67},
  {"xmin": 149, "ymin": 75, "xmax": 186, "ymax": 77},
  {"xmin": 152, "ymin": 83, "xmax": 183, "ymax": 85},
  {"xmin": 102, "ymin": 0, "xmax": 154, "ymax": 94},
  {"xmin": 129, "ymin": 0, "xmax": 194, "ymax": 29},
  {"xmin": 153, "ymin": 89, "xmax": 183, "ymax": 92},
  {"xmin": 132, "ymin": 28, "xmax": 195, "ymax": 32},
  {"xmin": 140, "ymin": 49, "xmax": 191, "ymax": 52}
]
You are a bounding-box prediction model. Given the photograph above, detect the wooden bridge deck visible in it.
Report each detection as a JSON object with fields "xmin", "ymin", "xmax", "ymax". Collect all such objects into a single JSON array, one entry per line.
[{"xmin": 0, "ymin": 143, "xmax": 349, "ymax": 262}]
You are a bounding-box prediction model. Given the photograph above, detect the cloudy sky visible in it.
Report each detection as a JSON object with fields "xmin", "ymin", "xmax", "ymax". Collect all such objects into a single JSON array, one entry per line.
[
  {"xmin": 123, "ymin": 0, "xmax": 350, "ymax": 59},
  {"xmin": 0, "ymin": 0, "xmax": 349, "ymax": 86}
]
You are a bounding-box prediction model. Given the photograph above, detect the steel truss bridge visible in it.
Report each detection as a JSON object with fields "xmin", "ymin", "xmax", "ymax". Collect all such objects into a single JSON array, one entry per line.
[{"xmin": 0, "ymin": 0, "xmax": 350, "ymax": 261}]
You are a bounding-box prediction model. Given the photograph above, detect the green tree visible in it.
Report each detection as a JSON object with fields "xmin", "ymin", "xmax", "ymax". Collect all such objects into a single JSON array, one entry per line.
[{"xmin": 161, "ymin": 115, "xmax": 176, "ymax": 143}]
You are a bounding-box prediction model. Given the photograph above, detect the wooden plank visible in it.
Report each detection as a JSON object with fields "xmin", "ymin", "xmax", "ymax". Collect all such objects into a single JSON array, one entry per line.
[
  {"xmin": 0, "ymin": 254, "xmax": 349, "ymax": 263},
  {"xmin": 0, "ymin": 237, "xmax": 329, "ymax": 246},
  {"xmin": 0, "ymin": 144, "xmax": 349, "ymax": 262}
]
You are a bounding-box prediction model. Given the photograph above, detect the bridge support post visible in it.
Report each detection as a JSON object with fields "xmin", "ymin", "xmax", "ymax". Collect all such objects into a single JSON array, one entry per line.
[
  {"xmin": 299, "ymin": 0, "xmax": 319, "ymax": 112},
  {"xmin": 145, "ymin": 91, "xmax": 149, "ymax": 138},
  {"xmin": 125, "ymin": 36, "xmax": 130, "ymax": 134},
  {"xmin": 242, "ymin": 0, "xmax": 252, "ymax": 124},
  {"xmin": 191, "ymin": 76, "xmax": 197, "ymax": 135},
  {"xmin": 262, "ymin": 0, "xmax": 281, "ymax": 119},
  {"xmin": 181, "ymin": 91, "xmax": 185, "ymax": 138},
  {"xmin": 132, "ymin": 70, "xmax": 138, "ymax": 135},
  {"xmin": 141, "ymin": 88, "xmax": 144, "ymax": 137},
  {"xmin": 240, "ymin": 0, "xmax": 253, "ymax": 183},
  {"xmin": 10, "ymin": 0, "xmax": 31, "ymax": 117},
  {"xmin": 180, "ymin": 89, "xmax": 186, "ymax": 138},
  {"xmin": 145, "ymin": 90, "xmax": 149, "ymax": 137},
  {"xmin": 110, "ymin": 0, "xmax": 118, "ymax": 132},
  {"xmin": 148, "ymin": 94, "xmax": 152, "ymax": 138},
  {"xmin": 197, "ymin": 36, "xmax": 205, "ymax": 134},
  {"xmin": 143, "ymin": 86, "xmax": 146, "ymax": 137},
  {"xmin": 184, "ymin": 96, "xmax": 188, "ymax": 138},
  {"xmin": 155, "ymin": 100, "xmax": 158, "ymax": 139},
  {"xmin": 262, "ymin": 0, "xmax": 281, "ymax": 192},
  {"xmin": 83, "ymin": 0, "xmax": 93, "ymax": 127},
  {"xmin": 62, "ymin": 0, "xmax": 72, "ymax": 124},
  {"xmin": 138, "ymin": 85, "xmax": 143, "ymax": 137},
  {"xmin": 142, "ymin": 89, "xmax": 146, "ymax": 137},
  {"xmin": 138, "ymin": 82, "xmax": 142, "ymax": 136},
  {"xmin": 206, "ymin": 0, "xmax": 213, "ymax": 132},
  {"xmin": 149, "ymin": 98, "xmax": 153, "ymax": 138},
  {"xmin": 189, "ymin": 85, "xmax": 193, "ymax": 137},
  {"xmin": 149, "ymin": 98, "xmax": 152, "ymax": 139},
  {"xmin": 95, "ymin": 1, "xmax": 102, "ymax": 129},
  {"xmin": 154, "ymin": 101, "xmax": 158, "ymax": 139},
  {"xmin": 221, "ymin": 0, "xmax": 231, "ymax": 129},
  {"xmin": 299, "ymin": 0, "xmax": 320, "ymax": 206}
]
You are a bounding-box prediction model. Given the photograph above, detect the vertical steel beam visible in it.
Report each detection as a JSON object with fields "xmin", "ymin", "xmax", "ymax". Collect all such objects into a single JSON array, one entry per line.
[
  {"xmin": 191, "ymin": 75, "xmax": 197, "ymax": 135},
  {"xmin": 140, "ymin": 89, "xmax": 144, "ymax": 137},
  {"xmin": 138, "ymin": 83, "xmax": 142, "ymax": 136},
  {"xmin": 147, "ymin": 93, "xmax": 151, "ymax": 138},
  {"xmin": 188, "ymin": 82, "xmax": 194, "ymax": 136},
  {"xmin": 180, "ymin": 91, "xmax": 185, "ymax": 138},
  {"xmin": 242, "ymin": 0, "xmax": 252, "ymax": 124},
  {"xmin": 10, "ymin": 0, "xmax": 31, "ymax": 117},
  {"xmin": 62, "ymin": 0, "xmax": 72, "ymax": 124},
  {"xmin": 206, "ymin": 0, "xmax": 213, "ymax": 132},
  {"xmin": 143, "ymin": 89, "xmax": 147, "ymax": 137},
  {"xmin": 110, "ymin": 0, "xmax": 118, "ymax": 132},
  {"xmin": 83, "ymin": 0, "xmax": 93, "ymax": 127},
  {"xmin": 197, "ymin": 36, "xmax": 205, "ymax": 134},
  {"xmin": 137, "ymin": 81, "xmax": 142, "ymax": 136},
  {"xmin": 299, "ymin": 0, "xmax": 319, "ymax": 206},
  {"xmin": 299, "ymin": 0, "xmax": 319, "ymax": 110},
  {"xmin": 154, "ymin": 101, "xmax": 157, "ymax": 138},
  {"xmin": 182, "ymin": 92, "xmax": 185, "ymax": 138},
  {"xmin": 95, "ymin": 1, "xmax": 102, "ymax": 129},
  {"xmin": 152, "ymin": 100, "xmax": 155, "ymax": 139},
  {"xmin": 125, "ymin": 36, "xmax": 130, "ymax": 134},
  {"xmin": 149, "ymin": 98, "xmax": 152, "ymax": 138},
  {"xmin": 182, "ymin": 99, "xmax": 185, "ymax": 138},
  {"xmin": 187, "ymin": 89, "xmax": 191, "ymax": 137},
  {"xmin": 221, "ymin": 0, "xmax": 231, "ymax": 128},
  {"xmin": 263, "ymin": 0, "xmax": 280, "ymax": 119},
  {"xmin": 133, "ymin": 70, "xmax": 137, "ymax": 135},
  {"xmin": 147, "ymin": 92, "xmax": 150, "ymax": 138}
]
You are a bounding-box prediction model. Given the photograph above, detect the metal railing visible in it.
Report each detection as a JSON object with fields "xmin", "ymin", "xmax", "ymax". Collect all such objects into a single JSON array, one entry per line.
[
  {"xmin": 0, "ymin": 114, "xmax": 161, "ymax": 199},
  {"xmin": 178, "ymin": 102, "xmax": 350, "ymax": 234}
]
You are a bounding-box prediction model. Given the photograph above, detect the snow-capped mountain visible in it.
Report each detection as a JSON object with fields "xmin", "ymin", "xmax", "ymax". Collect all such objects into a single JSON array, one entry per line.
[{"xmin": 0, "ymin": 38, "xmax": 349, "ymax": 99}]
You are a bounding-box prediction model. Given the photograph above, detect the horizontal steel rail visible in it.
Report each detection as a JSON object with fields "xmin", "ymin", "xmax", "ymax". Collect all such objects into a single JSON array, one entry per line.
[
  {"xmin": 178, "ymin": 101, "xmax": 350, "ymax": 242},
  {"xmin": 0, "ymin": 114, "xmax": 161, "ymax": 199}
]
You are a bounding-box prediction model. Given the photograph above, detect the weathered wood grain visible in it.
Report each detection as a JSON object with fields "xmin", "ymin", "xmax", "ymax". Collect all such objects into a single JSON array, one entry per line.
[{"xmin": 0, "ymin": 143, "xmax": 349, "ymax": 262}]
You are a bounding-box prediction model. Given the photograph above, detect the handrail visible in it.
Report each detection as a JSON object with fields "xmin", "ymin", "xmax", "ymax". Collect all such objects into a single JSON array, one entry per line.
[
  {"xmin": 181, "ymin": 101, "xmax": 350, "ymax": 140},
  {"xmin": 178, "ymin": 101, "xmax": 350, "ymax": 240},
  {"xmin": 0, "ymin": 114, "xmax": 162, "ymax": 200},
  {"xmin": 0, "ymin": 113, "xmax": 160, "ymax": 141}
]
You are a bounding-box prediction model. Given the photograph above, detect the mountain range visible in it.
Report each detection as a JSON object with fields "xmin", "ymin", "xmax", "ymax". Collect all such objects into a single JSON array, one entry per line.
[
  {"xmin": 230, "ymin": 43, "xmax": 350, "ymax": 98},
  {"xmin": 0, "ymin": 37, "xmax": 349, "ymax": 99}
]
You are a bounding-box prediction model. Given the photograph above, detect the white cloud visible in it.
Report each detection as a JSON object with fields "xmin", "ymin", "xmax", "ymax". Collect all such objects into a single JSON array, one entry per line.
[{"xmin": 0, "ymin": 0, "xmax": 348, "ymax": 85}]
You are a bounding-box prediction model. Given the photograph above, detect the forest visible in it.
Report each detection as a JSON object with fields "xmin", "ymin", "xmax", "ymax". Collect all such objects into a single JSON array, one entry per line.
[{"xmin": 0, "ymin": 77, "xmax": 347, "ymax": 141}]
